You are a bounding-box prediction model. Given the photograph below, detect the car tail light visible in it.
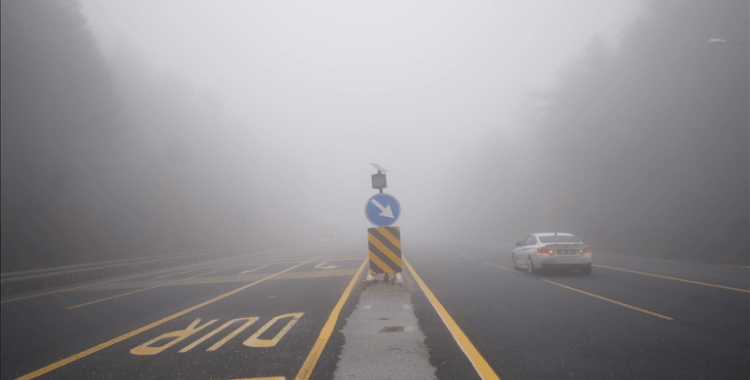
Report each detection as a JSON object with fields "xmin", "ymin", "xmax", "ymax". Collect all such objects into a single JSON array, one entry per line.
[
  {"xmin": 537, "ymin": 247, "xmax": 556, "ymax": 255},
  {"xmin": 578, "ymin": 247, "xmax": 592, "ymax": 254}
]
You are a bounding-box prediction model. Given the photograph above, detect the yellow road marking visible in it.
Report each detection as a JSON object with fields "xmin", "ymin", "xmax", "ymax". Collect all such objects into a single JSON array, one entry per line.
[
  {"xmin": 542, "ymin": 279, "xmax": 674, "ymax": 320},
  {"xmin": 0, "ymin": 265, "xmax": 199, "ymax": 304},
  {"xmin": 239, "ymin": 265, "xmax": 268, "ymax": 275},
  {"xmin": 314, "ymin": 262, "xmax": 336, "ymax": 270},
  {"xmin": 244, "ymin": 312, "xmax": 304, "ymax": 347},
  {"xmin": 321, "ymin": 255, "xmax": 364, "ymax": 260},
  {"xmin": 404, "ymin": 258, "xmax": 501, "ymax": 380},
  {"xmin": 179, "ymin": 317, "xmax": 258, "ymax": 353},
  {"xmin": 324, "ymin": 257, "xmax": 366, "ymax": 262},
  {"xmin": 16, "ymin": 258, "xmax": 316, "ymax": 380},
  {"xmin": 75, "ymin": 269, "xmax": 358, "ymax": 291},
  {"xmin": 593, "ymin": 264, "xmax": 750, "ymax": 293},
  {"xmin": 67, "ymin": 267, "xmax": 228, "ymax": 309},
  {"xmin": 130, "ymin": 318, "xmax": 217, "ymax": 355},
  {"xmin": 153, "ymin": 268, "xmax": 198, "ymax": 280},
  {"xmin": 453, "ymin": 252, "xmax": 517, "ymax": 274},
  {"xmin": 295, "ymin": 258, "xmax": 366, "ymax": 380},
  {"xmin": 482, "ymin": 261, "xmax": 517, "ymax": 273},
  {"xmin": 472, "ymin": 256, "xmax": 673, "ymax": 320}
]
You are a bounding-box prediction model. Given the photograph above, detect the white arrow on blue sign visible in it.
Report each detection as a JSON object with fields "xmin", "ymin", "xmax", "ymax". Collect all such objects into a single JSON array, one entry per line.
[{"xmin": 365, "ymin": 193, "xmax": 401, "ymax": 227}]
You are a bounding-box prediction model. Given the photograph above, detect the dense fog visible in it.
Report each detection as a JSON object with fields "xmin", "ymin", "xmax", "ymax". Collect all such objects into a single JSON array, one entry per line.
[{"xmin": 1, "ymin": 0, "xmax": 747, "ymax": 272}]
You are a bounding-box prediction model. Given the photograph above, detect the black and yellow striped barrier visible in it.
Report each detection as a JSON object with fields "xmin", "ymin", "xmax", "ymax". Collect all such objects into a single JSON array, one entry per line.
[{"xmin": 368, "ymin": 227, "xmax": 401, "ymax": 274}]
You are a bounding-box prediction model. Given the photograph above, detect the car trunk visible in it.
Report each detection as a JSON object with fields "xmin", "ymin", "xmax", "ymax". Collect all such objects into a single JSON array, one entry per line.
[{"xmin": 545, "ymin": 243, "xmax": 587, "ymax": 255}]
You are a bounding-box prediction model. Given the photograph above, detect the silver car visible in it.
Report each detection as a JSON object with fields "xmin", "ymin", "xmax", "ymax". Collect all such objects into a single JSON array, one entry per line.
[{"xmin": 512, "ymin": 232, "xmax": 592, "ymax": 275}]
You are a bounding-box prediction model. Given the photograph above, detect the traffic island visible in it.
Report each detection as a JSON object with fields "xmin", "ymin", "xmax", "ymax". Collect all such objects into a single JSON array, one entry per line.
[{"xmin": 333, "ymin": 266, "xmax": 436, "ymax": 379}]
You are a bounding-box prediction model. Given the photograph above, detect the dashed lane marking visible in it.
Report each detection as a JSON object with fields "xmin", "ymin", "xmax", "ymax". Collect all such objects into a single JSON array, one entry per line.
[
  {"xmin": 450, "ymin": 251, "xmax": 516, "ymax": 273},
  {"xmin": 15, "ymin": 258, "xmax": 317, "ymax": 380},
  {"xmin": 67, "ymin": 267, "xmax": 230, "ymax": 309},
  {"xmin": 202, "ymin": 257, "xmax": 362, "ymax": 269},
  {"xmin": 482, "ymin": 261, "xmax": 517, "ymax": 273},
  {"xmin": 239, "ymin": 265, "xmax": 268, "ymax": 275},
  {"xmin": 153, "ymin": 268, "xmax": 198, "ymax": 280},
  {"xmin": 593, "ymin": 264, "xmax": 750, "ymax": 293},
  {"xmin": 542, "ymin": 279, "xmax": 674, "ymax": 320},
  {"xmin": 295, "ymin": 259, "xmax": 367, "ymax": 380},
  {"xmin": 451, "ymin": 253, "xmax": 673, "ymax": 320},
  {"xmin": 0, "ymin": 264, "xmax": 205, "ymax": 304},
  {"xmin": 75, "ymin": 269, "xmax": 358, "ymax": 291},
  {"xmin": 404, "ymin": 257, "xmax": 501, "ymax": 380},
  {"xmin": 454, "ymin": 252, "xmax": 476, "ymax": 260}
]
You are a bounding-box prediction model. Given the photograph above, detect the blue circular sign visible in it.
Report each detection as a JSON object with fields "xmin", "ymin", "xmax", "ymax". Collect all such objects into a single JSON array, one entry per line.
[{"xmin": 365, "ymin": 193, "xmax": 401, "ymax": 227}]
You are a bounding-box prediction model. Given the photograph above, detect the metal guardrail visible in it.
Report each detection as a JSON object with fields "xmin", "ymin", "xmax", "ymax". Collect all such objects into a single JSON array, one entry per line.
[{"xmin": 0, "ymin": 247, "xmax": 246, "ymax": 296}]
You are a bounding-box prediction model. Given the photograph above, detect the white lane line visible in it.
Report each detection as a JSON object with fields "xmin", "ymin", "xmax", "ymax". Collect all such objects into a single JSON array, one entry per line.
[{"xmin": 239, "ymin": 265, "xmax": 268, "ymax": 275}]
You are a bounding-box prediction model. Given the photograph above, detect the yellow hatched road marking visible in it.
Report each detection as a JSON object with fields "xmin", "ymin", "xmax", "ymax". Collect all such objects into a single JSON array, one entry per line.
[
  {"xmin": 542, "ymin": 279, "xmax": 674, "ymax": 320},
  {"xmin": 368, "ymin": 252, "xmax": 394, "ymax": 273},
  {"xmin": 239, "ymin": 265, "xmax": 267, "ymax": 275},
  {"xmin": 67, "ymin": 267, "xmax": 228, "ymax": 309},
  {"xmin": 74, "ymin": 269, "xmax": 358, "ymax": 291},
  {"xmin": 404, "ymin": 258, "xmax": 501, "ymax": 380},
  {"xmin": 594, "ymin": 264, "xmax": 750, "ymax": 293},
  {"xmin": 153, "ymin": 268, "xmax": 198, "ymax": 280},
  {"xmin": 0, "ymin": 264, "xmax": 199, "ymax": 304},
  {"xmin": 295, "ymin": 259, "xmax": 366, "ymax": 380},
  {"xmin": 378, "ymin": 228, "xmax": 401, "ymax": 250},
  {"xmin": 368, "ymin": 234, "xmax": 402, "ymax": 267},
  {"xmin": 15, "ymin": 258, "xmax": 316, "ymax": 380}
]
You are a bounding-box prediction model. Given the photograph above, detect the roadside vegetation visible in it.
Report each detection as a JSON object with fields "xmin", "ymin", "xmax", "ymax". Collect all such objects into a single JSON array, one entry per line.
[
  {"xmin": 442, "ymin": 0, "xmax": 748, "ymax": 265},
  {"xmin": 1, "ymin": 0, "xmax": 302, "ymax": 272}
]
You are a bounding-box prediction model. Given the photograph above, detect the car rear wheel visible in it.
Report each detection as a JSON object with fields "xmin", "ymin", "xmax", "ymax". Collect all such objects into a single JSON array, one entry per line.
[
  {"xmin": 580, "ymin": 264, "xmax": 592, "ymax": 275},
  {"xmin": 527, "ymin": 257, "xmax": 537, "ymax": 275}
]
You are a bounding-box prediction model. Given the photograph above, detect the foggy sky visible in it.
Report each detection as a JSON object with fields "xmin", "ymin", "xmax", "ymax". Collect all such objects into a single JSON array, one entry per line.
[{"xmin": 79, "ymin": 0, "xmax": 641, "ymax": 237}]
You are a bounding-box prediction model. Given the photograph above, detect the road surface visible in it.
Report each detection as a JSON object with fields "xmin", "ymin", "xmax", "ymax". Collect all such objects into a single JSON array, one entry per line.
[{"xmin": 1, "ymin": 241, "xmax": 748, "ymax": 379}]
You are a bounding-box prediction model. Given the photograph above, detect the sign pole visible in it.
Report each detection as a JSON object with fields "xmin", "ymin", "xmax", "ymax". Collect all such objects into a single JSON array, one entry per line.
[{"xmin": 366, "ymin": 164, "xmax": 402, "ymax": 285}]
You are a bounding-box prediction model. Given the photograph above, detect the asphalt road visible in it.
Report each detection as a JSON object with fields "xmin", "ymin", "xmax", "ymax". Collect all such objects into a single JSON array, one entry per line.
[
  {"xmin": 405, "ymin": 241, "xmax": 749, "ymax": 380},
  {"xmin": 1, "ymin": 241, "xmax": 748, "ymax": 380},
  {"xmin": 1, "ymin": 245, "xmax": 367, "ymax": 380}
]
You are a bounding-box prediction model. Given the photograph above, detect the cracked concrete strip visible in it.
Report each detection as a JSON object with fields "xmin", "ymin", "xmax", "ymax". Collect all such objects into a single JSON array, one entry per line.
[{"xmin": 334, "ymin": 272, "xmax": 437, "ymax": 380}]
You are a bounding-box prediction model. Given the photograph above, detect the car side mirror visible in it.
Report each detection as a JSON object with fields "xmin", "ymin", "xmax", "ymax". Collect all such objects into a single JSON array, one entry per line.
[{"xmin": 516, "ymin": 241, "xmax": 523, "ymax": 247}]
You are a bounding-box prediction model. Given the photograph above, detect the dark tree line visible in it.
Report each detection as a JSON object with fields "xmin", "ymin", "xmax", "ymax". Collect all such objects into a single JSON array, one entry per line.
[
  {"xmin": 442, "ymin": 0, "xmax": 748, "ymax": 264},
  {"xmin": 1, "ymin": 0, "xmax": 120, "ymax": 270},
  {"xmin": 1, "ymin": 0, "xmax": 301, "ymax": 272}
]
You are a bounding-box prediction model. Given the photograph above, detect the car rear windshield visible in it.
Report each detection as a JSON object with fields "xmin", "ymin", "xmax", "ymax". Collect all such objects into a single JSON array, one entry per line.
[{"xmin": 539, "ymin": 236, "xmax": 581, "ymax": 243}]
